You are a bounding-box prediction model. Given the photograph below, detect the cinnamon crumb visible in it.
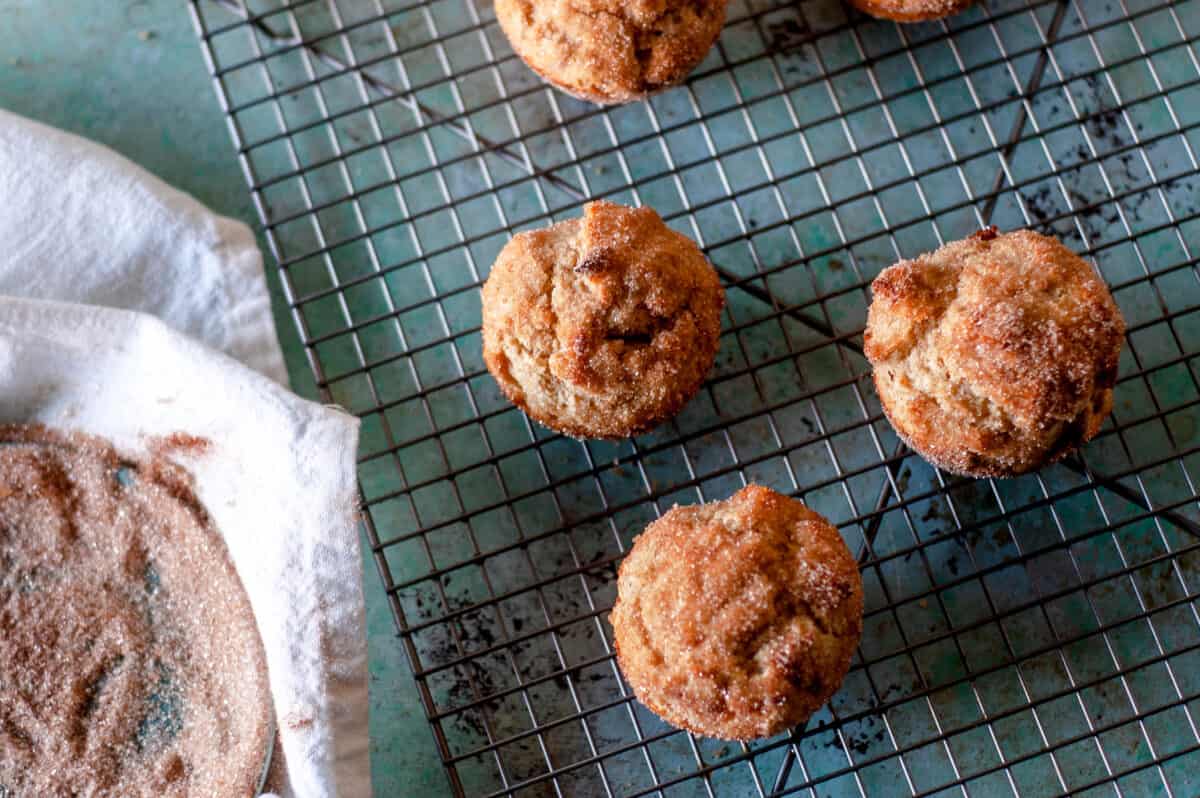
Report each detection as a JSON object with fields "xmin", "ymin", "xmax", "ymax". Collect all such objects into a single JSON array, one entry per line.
[
  {"xmin": 148, "ymin": 432, "xmax": 212, "ymax": 458},
  {"xmin": 285, "ymin": 712, "xmax": 315, "ymax": 731}
]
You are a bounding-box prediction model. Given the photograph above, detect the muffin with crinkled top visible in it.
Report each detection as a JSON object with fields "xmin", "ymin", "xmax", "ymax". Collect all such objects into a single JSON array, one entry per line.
[
  {"xmin": 611, "ymin": 485, "xmax": 863, "ymax": 740},
  {"xmin": 494, "ymin": 0, "xmax": 728, "ymax": 104},
  {"xmin": 482, "ymin": 200, "xmax": 724, "ymax": 439},
  {"xmin": 864, "ymin": 227, "xmax": 1125, "ymax": 478}
]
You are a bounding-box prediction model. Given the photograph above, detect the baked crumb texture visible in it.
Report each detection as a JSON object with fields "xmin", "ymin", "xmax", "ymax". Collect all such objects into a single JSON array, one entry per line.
[
  {"xmin": 482, "ymin": 200, "xmax": 725, "ymax": 439},
  {"xmin": 611, "ymin": 485, "xmax": 864, "ymax": 741},
  {"xmin": 846, "ymin": 0, "xmax": 974, "ymax": 22},
  {"xmin": 0, "ymin": 425, "xmax": 272, "ymax": 798},
  {"xmin": 864, "ymin": 229, "xmax": 1126, "ymax": 478},
  {"xmin": 494, "ymin": 0, "xmax": 728, "ymax": 104}
]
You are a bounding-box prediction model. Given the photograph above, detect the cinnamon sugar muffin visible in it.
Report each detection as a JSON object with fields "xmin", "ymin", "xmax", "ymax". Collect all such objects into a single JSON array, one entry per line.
[
  {"xmin": 847, "ymin": 0, "xmax": 973, "ymax": 21},
  {"xmin": 611, "ymin": 485, "xmax": 863, "ymax": 740},
  {"xmin": 494, "ymin": 0, "xmax": 728, "ymax": 104},
  {"xmin": 864, "ymin": 228, "xmax": 1126, "ymax": 478},
  {"xmin": 481, "ymin": 200, "xmax": 724, "ymax": 439}
]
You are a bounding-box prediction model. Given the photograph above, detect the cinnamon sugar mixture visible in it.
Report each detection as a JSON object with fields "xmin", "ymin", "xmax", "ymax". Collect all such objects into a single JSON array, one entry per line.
[{"xmin": 0, "ymin": 426, "xmax": 271, "ymax": 797}]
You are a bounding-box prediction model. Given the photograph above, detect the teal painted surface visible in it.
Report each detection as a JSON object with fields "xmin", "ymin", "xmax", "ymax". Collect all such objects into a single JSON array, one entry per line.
[
  {"xmin": 0, "ymin": 2, "xmax": 447, "ymax": 794},
  {"xmin": 0, "ymin": 0, "xmax": 314, "ymax": 397},
  {"xmin": 9, "ymin": 1, "xmax": 1200, "ymax": 796}
]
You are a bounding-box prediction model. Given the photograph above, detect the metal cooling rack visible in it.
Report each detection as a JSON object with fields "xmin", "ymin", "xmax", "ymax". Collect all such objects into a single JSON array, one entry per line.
[{"xmin": 189, "ymin": 0, "xmax": 1200, "ymax": 794}]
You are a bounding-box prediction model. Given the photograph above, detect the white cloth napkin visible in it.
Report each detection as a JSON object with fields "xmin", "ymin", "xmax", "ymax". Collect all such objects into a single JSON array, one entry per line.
[
  {"xmin": 0, "ymin": 108, "xmax": 286, "ymax": 385},
  {"xmin": 0, "ymin": 111, "xmax": 370, "ymax": 798}
]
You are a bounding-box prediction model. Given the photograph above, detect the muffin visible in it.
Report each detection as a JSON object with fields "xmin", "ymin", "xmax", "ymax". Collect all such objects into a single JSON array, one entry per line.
[
  {"xmin": 864, "ymin": 228, "xmax": 1126, "ymax": 478},
  {"xmin": 611, "ymin": 485, "xmax": 863, "ymax": 740},
  {"xmin": 481, "ymin": 200, "xmax": 724, "ymax": 439},
  {"xmin": 494, "ymin": 0, "xmax": 728, "ymax": 104},
  {"xmin": 846, "ymin": 0, "xmax": 974, "ymax": 21}
]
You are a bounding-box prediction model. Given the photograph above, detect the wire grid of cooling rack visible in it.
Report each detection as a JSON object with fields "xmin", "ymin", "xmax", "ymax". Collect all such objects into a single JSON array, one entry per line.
[{"xmin": 190, "ymin": 0, "xmax": 1200, "ymax": 794}]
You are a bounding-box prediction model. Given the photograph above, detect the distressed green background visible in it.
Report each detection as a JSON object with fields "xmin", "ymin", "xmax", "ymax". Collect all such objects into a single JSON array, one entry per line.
[{"xmin": 0, "ymin": 1, "xmax": 448, "ymax": 793}]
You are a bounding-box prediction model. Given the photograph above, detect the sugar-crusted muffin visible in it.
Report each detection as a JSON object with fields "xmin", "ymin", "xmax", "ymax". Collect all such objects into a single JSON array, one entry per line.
[
  {"xmin": 864, "ymin": 228, "xmax": 1126, "ymax": 478},
  {"xmin": 494, "ymin": 0, "xmax": 727, "ymax": 104},
  {"xmin": 611, "ymin": 485, "xmax": 863, "ymax": 741},
  {"xmin": 846, "ymin": 0, "xmax": 974, "ymax": 21},
  {"xmin": 481, "ymin": 200, "xmax": 724, "ymax": 439}
]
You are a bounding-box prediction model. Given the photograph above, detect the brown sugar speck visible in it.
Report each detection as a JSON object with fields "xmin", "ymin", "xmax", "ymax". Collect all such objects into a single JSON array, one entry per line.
[
  {"xmin": 160, "ymin": 753, "xmax": 186, "ymax": 783},
  {"xmin": 0, "ymin": 425, "xmax": 271, "ymax": 797},
  {"xmin": 971, "ymin": 225, "xmax": 999, "ymax": 242}
]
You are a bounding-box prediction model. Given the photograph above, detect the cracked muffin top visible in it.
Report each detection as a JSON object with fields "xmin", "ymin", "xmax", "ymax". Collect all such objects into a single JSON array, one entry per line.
[
  {"xmin": 481, "ymin": 200, "xmax": 724, "ymax": 439},
  {"xmin": 611, "ymin": 484, "xmax": 863, "ymax": 741},
  {"xmin": 864, "ymin": 228, "xmax": 1126, "ymax": 478},
  {"xmin": 494, "ymin": 0, "xmax": 728, "ymax": 103}
]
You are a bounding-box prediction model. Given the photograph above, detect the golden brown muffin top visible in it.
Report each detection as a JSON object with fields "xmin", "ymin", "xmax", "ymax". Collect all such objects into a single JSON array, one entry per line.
[
  {"xmin": 495, "ymin": 0, "xmax": 727, "ymax": 103},
  {"xmin": 482, "ymin": 200, "xmax": 724, "ymax": 439},
  {"xmin": 846, "ymin": 0, "xmax": 974, "ymax": 22},
  {"xmin": 864, "ymin": 228, "xmax": 1126, "ymax": 477},
  {"xmin": 611, "ymin": 485, "xmax": 863, "ymax": 740}
]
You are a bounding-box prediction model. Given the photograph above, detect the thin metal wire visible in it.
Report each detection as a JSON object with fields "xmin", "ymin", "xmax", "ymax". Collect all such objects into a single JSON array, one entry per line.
[{"xmin": 190, "ymin": 0, "xmax": 1200, "ymax": 795}]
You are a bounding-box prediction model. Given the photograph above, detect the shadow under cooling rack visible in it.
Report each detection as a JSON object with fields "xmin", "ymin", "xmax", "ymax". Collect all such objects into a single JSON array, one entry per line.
[{"xmin": 190, "ymin": 0, "xmax": 1200, "ymax": 794}]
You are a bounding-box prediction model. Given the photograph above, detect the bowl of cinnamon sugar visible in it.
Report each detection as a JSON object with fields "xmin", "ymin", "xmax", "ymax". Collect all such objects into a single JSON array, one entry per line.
[{"xmin": 0, "ymin": 424, "xmax": 274, "ymax": 797}]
